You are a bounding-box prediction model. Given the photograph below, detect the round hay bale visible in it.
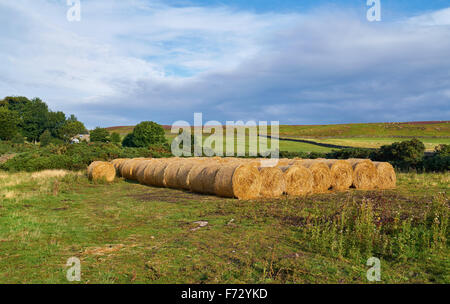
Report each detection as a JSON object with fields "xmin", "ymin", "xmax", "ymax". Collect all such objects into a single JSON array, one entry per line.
[
  {"xmin": 164, "ymin": 160, "xmax": 185, "ymax": 189},
  {"xmin": 111, "ymin": 159, "xmax": 128, "ymax": 176},
  {"xmin": 374, "ymin": 162, "xmax": 396, "ymax": 189},
  {"xmin": 322, "ymin": 159, "xmax": 353, "ymax": 191},
  {"xmin": 258, "ymin": 167, "xmax": 286, "ymax": 198},
  {"xmin": 347, "ymin": 159, "xmax": 378, "ymax": 190},
  {"xmin": 142, "ymin": 159, "xmax": 163, "ymax": 186},
  {"xmin": 214, "ymin": 164, "xmax": 261, "ymax": 200},
  {"xmin": 299, "ymin": 160, "xmax": 332, "ymax": 193},
  {"xmin": 87, "ymin": 161, "xmax": 103, "ymax": 176},
  {"xmin": 87, "ymin": 161, "xmax": 116, "ymax": 182},
  {"xmin": 120, "ymin": 158, "xmax": 145, "ymax": 180},
  {"xmin": 188, "ymin": 163, "xmax": 222, "ymax": 194},
  {"xmin": 176, "ymin": 161, "xmax": 203, "ymax": 190},
  {"xmin": 135, "ymin": 160, "xmax": 153, "ymax": 184},
  {"xmin": 152, "ymin": 159, "xmax": 173, "ymax": 187},
  {"xmin": 280, "ymin": 165, "xmax": 313, "ymax": 196}
]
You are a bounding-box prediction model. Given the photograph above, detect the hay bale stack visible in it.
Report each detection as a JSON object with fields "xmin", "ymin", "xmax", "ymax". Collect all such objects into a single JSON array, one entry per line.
[
  {"xmin": 347, "ymin": 159, "xmax": 378, "ymax": 190},
  {"xmin": 280, "ymin": 165, "xmax": 313, "ymax": 196},
  {"xmin": 258, "ymin": 167, "xmax": 286, "ymax": 198},
  {"xmin": 188, "ymin": 163, "xmax": 222, "ymax": 194},
  {"xmin": 276, "ymin": 159, "xmax": 293, "ymax": 167},
  {"xmin": 322, "ymin": 159, "xmax": 353, "ymax": 191},
  {"xmin": 214, "ymin": 164, "xmax": 261, "ymax": 200},
  {"xmin": 374, "ymin": 162, "xmax": 396, "ymax": 189},
  {"xmin": 87, "ymin": 161, "xmax": 116, "ymax": 182},
  {"xmin": 298, "ymin": 160, "xmax": 332, "ymax": 193}
]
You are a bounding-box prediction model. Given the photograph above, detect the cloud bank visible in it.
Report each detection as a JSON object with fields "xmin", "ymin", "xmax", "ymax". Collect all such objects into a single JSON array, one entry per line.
[{"xmin": 0, "ymin": 0, "xmax": 449, "ymax": 127}]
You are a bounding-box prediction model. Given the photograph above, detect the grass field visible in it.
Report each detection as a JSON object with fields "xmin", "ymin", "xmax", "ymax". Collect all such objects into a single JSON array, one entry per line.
[
  {"xmin": 0, "ymin": 170, "xmax": 448, "ymax": 284},
  {"xmin": 107, "ymin": 121, "xmax": 450, "ymax": 153}
]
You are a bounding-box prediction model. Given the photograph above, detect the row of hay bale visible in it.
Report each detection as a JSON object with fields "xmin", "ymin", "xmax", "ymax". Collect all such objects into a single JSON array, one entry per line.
[{"xmin": 87, "ymin": 157, "xmax": 396, "ymax": 200}]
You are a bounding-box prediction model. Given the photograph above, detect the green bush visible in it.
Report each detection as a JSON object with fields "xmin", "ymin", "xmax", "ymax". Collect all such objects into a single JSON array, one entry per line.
[
  {"xmin": 39, "ymin": 130, "xmax": 53, "ymax": 147},
  {"xmin": 124, "ymin": 121, "xmax": 167, "ymax": 148},
  {"xmin": 376, "ymin": 138, "xmax": 425, "ymax": 169},
  {"xmin": 90, "ymin": 127, "xmax": 110, "ymax": 143},
  {"xmin": 0, "ymin": 142, "xmax": 172, "ymax": 172},
  {"xmin": 326, "ymin": 148, "xmax": 374, "ymax": 159},
  {"xmin": 110, "ymin": 132, "xmax": 121, "ymax": 144}
]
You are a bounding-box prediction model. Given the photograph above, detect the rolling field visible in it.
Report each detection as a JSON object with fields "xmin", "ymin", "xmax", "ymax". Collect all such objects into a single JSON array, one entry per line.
[
  {"xmin": 0, "ymin": 170, "xmax": 448, "ymax": 283},
  {"xmin": 107, "ymin": 121, "xmax": 450, "ymax": 153}
]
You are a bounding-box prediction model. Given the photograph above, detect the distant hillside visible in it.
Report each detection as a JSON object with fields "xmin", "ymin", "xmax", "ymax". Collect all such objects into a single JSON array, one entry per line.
[{"xmin": 106, "ymin": 121, "xmax": 450, "ymax": 138}]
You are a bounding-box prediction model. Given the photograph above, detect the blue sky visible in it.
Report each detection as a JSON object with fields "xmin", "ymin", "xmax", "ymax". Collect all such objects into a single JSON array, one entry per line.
[{"xmin": 0, "ymin": 0, "xmax": 449, "ymax": 128}]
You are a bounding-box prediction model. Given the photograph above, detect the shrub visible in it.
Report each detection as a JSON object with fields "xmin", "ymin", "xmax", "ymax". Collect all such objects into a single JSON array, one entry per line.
[
  {"xmin": 11, "ymin": 133, "xmax": 25, "ymax": 144},
  {"xmin": 126, "ymin": 121, "xmax": 167, "ymax": 148},
  {"xmin": 376, "ymin": 138, "xmax": 425, "ymax": 170},
  {"xmin": 90, "ymin": 127, "xmax": 110, "ymax": 143},
  {"xmin": 326, "ymin": 148, "xmax": 374, "ymax": 159},
  {"xmin": 0, "ymin": 142, "xmax": 172, "ymax": 172},
  {"xmin": 39, "ymin": 130, "xmax": 53, "ymax": 147},
  {"xmin": 110, "ymin": 132, "xmax": 121, "ymax": 144},
  {"xmin": 122, "ymin": 133, "xmax": 135, "ymax": 147}
]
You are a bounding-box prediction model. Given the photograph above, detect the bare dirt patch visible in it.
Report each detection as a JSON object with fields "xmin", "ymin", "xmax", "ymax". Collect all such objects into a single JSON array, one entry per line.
[{"xmin": 128, "ymin": 187, "xmax": 223, "ymax": 203}]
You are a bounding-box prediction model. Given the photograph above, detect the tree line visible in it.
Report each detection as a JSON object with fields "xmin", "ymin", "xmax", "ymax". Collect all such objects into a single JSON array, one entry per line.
[{"xmin": 0, "ymin": 96, "xmax": 87, "ymax": 144}]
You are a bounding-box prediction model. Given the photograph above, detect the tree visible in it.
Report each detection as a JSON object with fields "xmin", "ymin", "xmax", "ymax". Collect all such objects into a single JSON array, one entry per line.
[
  {"xmin": 39, "ymin": 130, "xmax": 53, "ymax": 147},
  {"xmin": 110, "ymin": 132, "xmax": 121, "ymax": 144},
  {"xmin": 58, "ymin": 120, "xmax": 87, "ymax": 142},
  {"xmin": 90, "ymin": 127, "xmax": 110, "ymax": 143},
  {"xmin": 130, "ymin": 121, "xmax": 167, "ymax": 148},
  {"xmin": 1, "ymin": 96, "xmax": 30, "ymax": 114},
  {"xmin": 46, "ymin": 111, "xmax": 66, "ymax": 138},
  {"xmin": 0, "ymin": 107, "xmax": 18, "ymax": 140},
  {"xmin": 20, "ymin": 98, "xmax": 49, "ymax": 142},
  {"xmin": 122, "ymin": 133, "xmax": 135, "ymax": 147}
]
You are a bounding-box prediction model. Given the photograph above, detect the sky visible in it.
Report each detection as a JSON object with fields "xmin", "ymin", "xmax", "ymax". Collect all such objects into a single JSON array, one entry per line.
[{"xmin": 0, "ymin": 0, "xmax": 449, "ymax": 128}]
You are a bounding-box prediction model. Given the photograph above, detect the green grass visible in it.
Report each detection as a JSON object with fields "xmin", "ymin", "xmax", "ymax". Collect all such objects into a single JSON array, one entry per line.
[
  {"xmin": 0, "ymin": 170, "xmax": 448, "ymax": 284},
  {"xmin": 298, "ymin": 137, "xmax": 450, "ymax": 152},
  {"xmin": 108, "ymin": 122, "xmax": 450, "ymax": 154},
  {"xmin": 278, "ymin": 122, "xmax": 450, "ymax": 138}
]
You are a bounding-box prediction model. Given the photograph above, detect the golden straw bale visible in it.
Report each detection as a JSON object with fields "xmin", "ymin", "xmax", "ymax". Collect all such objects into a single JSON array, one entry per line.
[
  {"xmin": 176, "ymin": 160, "xmax": 203, "ymax": 190},
  {"xmin": 164, "ymin": 160, "xmax": 186, "ymax": 189},
  {"xmin": 279, "ymin": 165, "xmax": 314, "ymax": 196},
  {"xmin": 120, "ymin": 158, "xmax": 145, "ymax": 180},
  {"xmin": 151, "ymin": 159, "xmax": 173, "ymax": 187},
  {"xmin": 298, "ymin": 160, "xmax": 332, "ymax": 193},
  {"xmin": 142, "ymin": 159, "xmax": 163, "ymax": 186},
  {"xmin": 374, "ymin": 162, "xmax": 396, "ymax": 189},
  {"xmin": 111, "ymin": 159, "xmax": 128, "ymax": 176},
  {"xmin": 321, "ymin": 159, "xmax": 353, "ymax": 191},
  {"xmin": 258, "ymin": 167, "xmax": 286, "ymax": 198},
  {"xmin": 347, "ymin": 159, "xmax": 378, "ymax": 190},
  {"xmin": 188, "ymin": 163, "xmax": 222, "ymax": 194},
  {"xmin": 87, "ymin": 161, "xmax": 103, "ymax": 176},
  {"xmin": 214, "ymin": 164, "xmax": 261, "ymax": 200},
  {"xmin": 135, "ymin": 160, "xmax": 153, "ymax": 184},
  {"xmin": 87, "ymin": 161, "xmax": 116, "ymax": 182}
]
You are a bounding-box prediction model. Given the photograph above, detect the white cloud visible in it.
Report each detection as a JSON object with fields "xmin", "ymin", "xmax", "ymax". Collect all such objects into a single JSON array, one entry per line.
[{"xmin": 0, "ymin": 1, "xmax": 449, "ymax": 127}]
